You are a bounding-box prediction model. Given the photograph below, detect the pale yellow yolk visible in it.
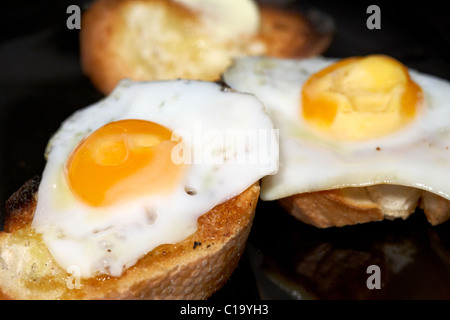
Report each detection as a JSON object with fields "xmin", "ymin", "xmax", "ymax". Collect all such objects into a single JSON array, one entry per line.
[
  {"xmin": 301, "ymin": 55, "xmax": 424, "ymax": 140},
  {"xmin": 65, "ymin": 119, "xmax": 185, "ymax": 207}
]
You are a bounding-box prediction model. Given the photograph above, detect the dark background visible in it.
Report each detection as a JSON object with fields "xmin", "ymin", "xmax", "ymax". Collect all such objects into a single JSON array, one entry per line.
[{"xmin": 1, "ymin": 0, "xmax": 450, "ymax": 299}]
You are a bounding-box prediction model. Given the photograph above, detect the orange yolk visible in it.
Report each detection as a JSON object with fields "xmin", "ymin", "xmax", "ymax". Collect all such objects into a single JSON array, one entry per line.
[
  {"xmin": 65, "ymin": 119, "xmax": 186, "ymax": 207},
  {"xmin": 301, "ymin": 55, "xmax": 424, "ymax": 140}
]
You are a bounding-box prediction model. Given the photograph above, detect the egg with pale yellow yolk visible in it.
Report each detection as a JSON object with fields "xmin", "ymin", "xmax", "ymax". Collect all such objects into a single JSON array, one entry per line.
[
  {"xmin": 31, "ymin": 79, "xmax": 278, "ymax": 278},
  {"xmin": 301, "ymin": 55, "xmax": 423, "ymax": 140},
  {"xmin": 223, "ymin": 55, "xmax": 450, "ymax": 203}
]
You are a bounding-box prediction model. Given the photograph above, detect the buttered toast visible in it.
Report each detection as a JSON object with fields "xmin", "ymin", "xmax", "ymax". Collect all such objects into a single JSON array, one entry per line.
[
  {"xmin": 0, "ymin": 178, "xmax": 259, "ymax": 299},
  {"xmin": 80, "ymin": 0, "xmax": 332, "ymax": 94}
]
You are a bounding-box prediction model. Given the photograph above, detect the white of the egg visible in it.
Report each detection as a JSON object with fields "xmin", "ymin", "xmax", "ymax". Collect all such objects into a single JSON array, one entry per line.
[
  {"xmin": 223, "ymin": 56, "xmax": 450, "ymax": 201},
  {"xmin": 32, "ymin": 79, "xmax": 278, "ymax": 278}
]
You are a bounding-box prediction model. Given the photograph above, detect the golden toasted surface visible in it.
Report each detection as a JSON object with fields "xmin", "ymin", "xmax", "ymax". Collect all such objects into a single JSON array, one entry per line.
[
  {"xmin": 0, "ymin": 178, "xmax": 260, "ymax": 300},
  {"xmin": 279, "ymin": 185, "xmax": 450, "ymax": 228},
  {"xmin": 80, "ymin": 0, "xmax": 333, "ymax": 94}
]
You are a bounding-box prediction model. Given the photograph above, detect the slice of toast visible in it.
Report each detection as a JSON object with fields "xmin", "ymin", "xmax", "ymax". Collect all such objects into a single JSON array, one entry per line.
[
  {"xmin": 279, "ymin": 185, "xmax": 450, "ymax": 228},
  {"xmin": 0, "ymin": 177, "xmax": 260, "ymax": 299},
  {"xmin": 80, "ymin": 0, "xmax": 333, "ymax": 94}
]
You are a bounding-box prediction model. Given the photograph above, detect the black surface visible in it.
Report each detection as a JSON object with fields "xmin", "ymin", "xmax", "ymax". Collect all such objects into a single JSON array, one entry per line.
[{"xmin": 1, "ymin": 0, "xmax": 450, "ymax": 300}]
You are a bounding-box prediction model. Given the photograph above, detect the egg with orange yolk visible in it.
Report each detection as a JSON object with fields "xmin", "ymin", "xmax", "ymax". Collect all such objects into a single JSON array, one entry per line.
[
  {"xmin": 65, "ymin": 119, "xmax": 185, "ymax": 207},
  {"xmin": 31, "ymin": 79, "xmax": 278, "ymax": 278},
  {"xmin": 223, "ymin": 55, "xmax": 450, "ymax": 203}
]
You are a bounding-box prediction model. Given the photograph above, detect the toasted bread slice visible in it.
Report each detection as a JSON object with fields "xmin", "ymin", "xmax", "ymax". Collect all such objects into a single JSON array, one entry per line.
[
  {"xmin": 279, "ymin": 185, "xmax": 450, "ymax": 228},
  {"xmin": 80, "ymin": 0, "xmax": 332, "ymax": 94},
  {"xmin": 0, "ymin": 177, "xmax": 259, "ymax": 299},
  {"xmin": 256, "ymin": 5, "xmax": 332, "ymax": 59}
]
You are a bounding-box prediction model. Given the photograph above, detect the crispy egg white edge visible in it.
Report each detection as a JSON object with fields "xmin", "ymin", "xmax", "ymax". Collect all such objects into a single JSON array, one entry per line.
[
  {"xmin": 31, "ymin": 79, "xmax": 279, "ymax": 277},
  {"xmin": 223, "ymin": 56, "xmax": 450, "ymax": 201}
]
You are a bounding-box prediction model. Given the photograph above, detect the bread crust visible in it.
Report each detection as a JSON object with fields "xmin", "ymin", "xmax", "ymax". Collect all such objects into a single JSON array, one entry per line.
[
  {"xmin": 80, "ymin": 0, "xmax": 333, "ymax": 94},
  {"xmin": 0, "ymin": 178, "xmax": 260, "ymax": 300},
  {"xmin": 279, "ymin": 185, "xmax": 450, "ymax": 228},
  {"xmin": 257, "ymin": 5, "xmax": 332, "ymax": 59},
  {"xmin": 279, "ymin": 188, "xmax": 383, "ymax": 228},
  {"xmin": 80, "ymin": 0, "xmax": 128, "ymax": 95},
  {"xmin": 4, "ymin": 176, "xmax": 40, "ymax": 233}
]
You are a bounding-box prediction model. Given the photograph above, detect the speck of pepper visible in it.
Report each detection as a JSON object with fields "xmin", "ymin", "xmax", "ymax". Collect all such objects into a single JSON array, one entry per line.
[
  {"xmin": 193, "ymin": 241, "xmax": 202, "ymax": 249},
  {"xmin": 376, "ymin": 147, "xmax": 381, "ymax": 151}
]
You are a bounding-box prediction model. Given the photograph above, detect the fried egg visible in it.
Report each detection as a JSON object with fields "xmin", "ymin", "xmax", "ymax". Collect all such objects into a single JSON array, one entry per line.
[
  {"xmin": 223, "ymin": 55, "xmax": 450, "ymax": 202},
  {"xmin": 32, "ymin": 79, "xmax": 278, "ymax": 278}
]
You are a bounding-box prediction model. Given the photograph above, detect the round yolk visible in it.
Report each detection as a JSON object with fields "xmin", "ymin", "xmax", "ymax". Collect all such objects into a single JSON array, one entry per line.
[
  {"xmin": 301, "ymin": 55, "xmax": 424, "ymax": 140},
  {"xmin": 65, "ymin": 119, "xmax": 186, "ymax": 207}
]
